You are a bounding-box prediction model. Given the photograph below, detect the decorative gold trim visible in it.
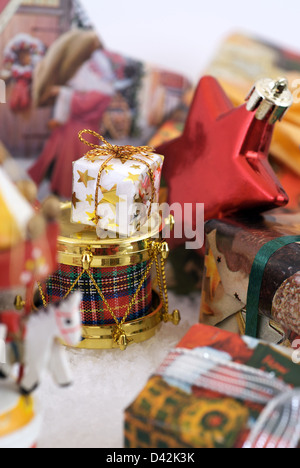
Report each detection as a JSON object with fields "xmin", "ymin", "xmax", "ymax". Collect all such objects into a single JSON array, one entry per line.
[
  {"xmin": 73, "ymin": 292, "xmax": 165, "ymax": 350},
  {"xmin": 58, "ymin": 203, "xmax": 165, "ymax": 267}
]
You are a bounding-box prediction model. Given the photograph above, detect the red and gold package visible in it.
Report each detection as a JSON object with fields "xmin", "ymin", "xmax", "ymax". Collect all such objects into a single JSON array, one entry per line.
[{"xmin": 125, "ymin": 324, "xmax": 300, "ymax": 449}]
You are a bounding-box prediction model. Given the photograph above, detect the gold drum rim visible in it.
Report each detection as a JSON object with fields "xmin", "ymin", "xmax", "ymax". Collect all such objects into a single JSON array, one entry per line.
[
  {"xmin": 74, "ymin": 291, "xmax": 164, "ymax": 350},
  {"xmin": 58, "ymin": 202, "xmax": 171, "ymax": 268}
]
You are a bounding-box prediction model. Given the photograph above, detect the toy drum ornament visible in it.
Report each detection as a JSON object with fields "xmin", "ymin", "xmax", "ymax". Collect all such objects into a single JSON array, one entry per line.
[{"xmin": 39, "ymin": 203, "xmax": 180, "ymax": 350}]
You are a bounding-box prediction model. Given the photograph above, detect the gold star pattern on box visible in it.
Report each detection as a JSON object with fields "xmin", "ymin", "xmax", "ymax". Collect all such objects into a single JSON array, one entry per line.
[
  {"xmin": 98, "ymin": 184, "xmax": 126, "ymax": 208},
  {"xmin": 77, "ymin": 170, "xmax": 95, "ymax": 188},
  {"xmin": 124, "ymin": 173, "xmax": 140, "ymax": 183},
  {"xmin": 104, "ymin": 164, "xmax": 114, "ymax": 174},
  {"xmin": 86, "ymin": 194, "xmax": 94, "ymax": 206},
  {"xmin": 85, "ymin": 209, "xmax": 97, "ymax": 225},
  {"xmin": 72, "ymin": 192, "xmax": 81, "ymax": 209}
]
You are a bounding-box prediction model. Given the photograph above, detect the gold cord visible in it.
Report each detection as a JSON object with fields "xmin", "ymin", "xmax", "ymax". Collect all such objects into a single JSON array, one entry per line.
[
  {"xmin": 37, "ymin": 282, "xmax": 47, "ymax": 309},
  {"xmin": 37, "ymin": 241, "xmax": 171, "ymax": 349}
]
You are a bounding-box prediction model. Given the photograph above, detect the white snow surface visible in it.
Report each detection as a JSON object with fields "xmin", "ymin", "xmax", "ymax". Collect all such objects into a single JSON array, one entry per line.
[{"xmin": 35, "ymin": 292, "xmax": 200, "ymax": 448}]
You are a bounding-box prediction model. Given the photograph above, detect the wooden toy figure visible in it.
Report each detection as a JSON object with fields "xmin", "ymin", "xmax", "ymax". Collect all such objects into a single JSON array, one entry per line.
[{"xmin": 0, "ymin": 292, "xmax": 82, "ymax": 395}]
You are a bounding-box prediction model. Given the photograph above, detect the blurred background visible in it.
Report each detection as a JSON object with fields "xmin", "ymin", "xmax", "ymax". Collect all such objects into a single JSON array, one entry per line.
[
  {"xmin": 1, "ymin": 0, "xmax": 300, "ymax": 293},
  {"xmin": 83, "ymin": 0, "xmax": 300, "ymax": 82}
]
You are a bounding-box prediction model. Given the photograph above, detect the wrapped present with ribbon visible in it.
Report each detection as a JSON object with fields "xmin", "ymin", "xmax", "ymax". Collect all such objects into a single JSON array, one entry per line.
[
  {"xmin": 199, "ymin": 209, "xmax": 300, "ymax": 341},
  {"xmin": 71, "ymin": 130, "xmax": 164, "ymax": 237},
  {"xmin": 125, "ymin": 324, "xmax": 300, "ymax": 449}
]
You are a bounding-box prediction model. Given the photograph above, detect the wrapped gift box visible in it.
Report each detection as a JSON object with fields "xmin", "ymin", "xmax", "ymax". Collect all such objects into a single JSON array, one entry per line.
[
  {"xmin": 200, "ymin": 210, "xmax": 300, "ymax": 339},
  {"xmin": 124, "ymin": 324, "xmax": 300, "ymax": 449},
  {"xmin": 71, "ymin": 150, "xmax": 164, "ymax": 237}
]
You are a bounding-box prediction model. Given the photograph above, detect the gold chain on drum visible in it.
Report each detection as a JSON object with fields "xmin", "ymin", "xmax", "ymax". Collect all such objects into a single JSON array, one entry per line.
[{"xmin": 37, "ymin": 240, "xmax": 180, "ymax": 351}]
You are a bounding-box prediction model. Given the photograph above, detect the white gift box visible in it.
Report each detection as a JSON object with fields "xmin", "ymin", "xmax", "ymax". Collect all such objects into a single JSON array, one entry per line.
[{"xmin": 71, "ymin": 151, "xmax": 164, "ymax": 237}]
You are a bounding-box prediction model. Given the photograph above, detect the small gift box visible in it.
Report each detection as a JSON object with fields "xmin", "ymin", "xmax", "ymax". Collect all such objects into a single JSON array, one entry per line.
[
  {"xmin": 72, "ymin": 131, "xmax": 164, "ymax": 237},
  {"xmin": 124, "ymin": 324, "xmax": 300, "ymax": 449},
  {"xmin": 200, "ymin": 210, "xmax": 300, "ymax": 339}
]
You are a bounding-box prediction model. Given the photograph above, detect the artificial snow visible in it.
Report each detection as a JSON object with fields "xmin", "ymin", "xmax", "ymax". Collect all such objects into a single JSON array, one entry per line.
[{"xmin": 35, "ymin": 292, "xmax": 200, "ymax": 449}]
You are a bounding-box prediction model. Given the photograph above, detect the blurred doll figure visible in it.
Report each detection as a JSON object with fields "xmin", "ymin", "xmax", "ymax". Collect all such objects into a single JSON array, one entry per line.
[
  {"xmin": 29, "ymin": 30, "xmax": 115, "ymax": 199},
  {"xmin": 2, "ymin": 33, "xmax": 45, "ymax": 113}
]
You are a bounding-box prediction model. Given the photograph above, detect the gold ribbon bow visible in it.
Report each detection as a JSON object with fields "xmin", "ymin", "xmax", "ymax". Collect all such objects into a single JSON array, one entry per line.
[{"xmin": 78, "ymin": 130, "xmax": 156, "ymax": 224}]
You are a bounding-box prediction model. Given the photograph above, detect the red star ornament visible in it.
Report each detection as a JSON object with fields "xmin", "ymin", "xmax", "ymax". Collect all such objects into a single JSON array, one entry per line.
[{"xmin": 157, "ymin": 76, "xmax": 290, "ymax": 248}]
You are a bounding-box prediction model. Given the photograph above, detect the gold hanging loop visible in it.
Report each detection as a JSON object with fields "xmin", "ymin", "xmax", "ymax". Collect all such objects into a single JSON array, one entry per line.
[
  {"xmin": 82, "ymin": 251, "xmax": 93, "ymax": 270},
  {"xmin": 149, "ymin": 240, "xmax": 181, "ymax": 327}
]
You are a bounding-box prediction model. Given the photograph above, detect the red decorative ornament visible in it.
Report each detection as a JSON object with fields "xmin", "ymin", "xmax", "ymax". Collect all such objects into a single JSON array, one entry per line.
[
  {"xmin": 157, "ymin": 76, "xmax": 293, "ymax": 248},
  {"xmin": 0, "ymin": 223, "xmax": 58, "ymax": 289}
]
